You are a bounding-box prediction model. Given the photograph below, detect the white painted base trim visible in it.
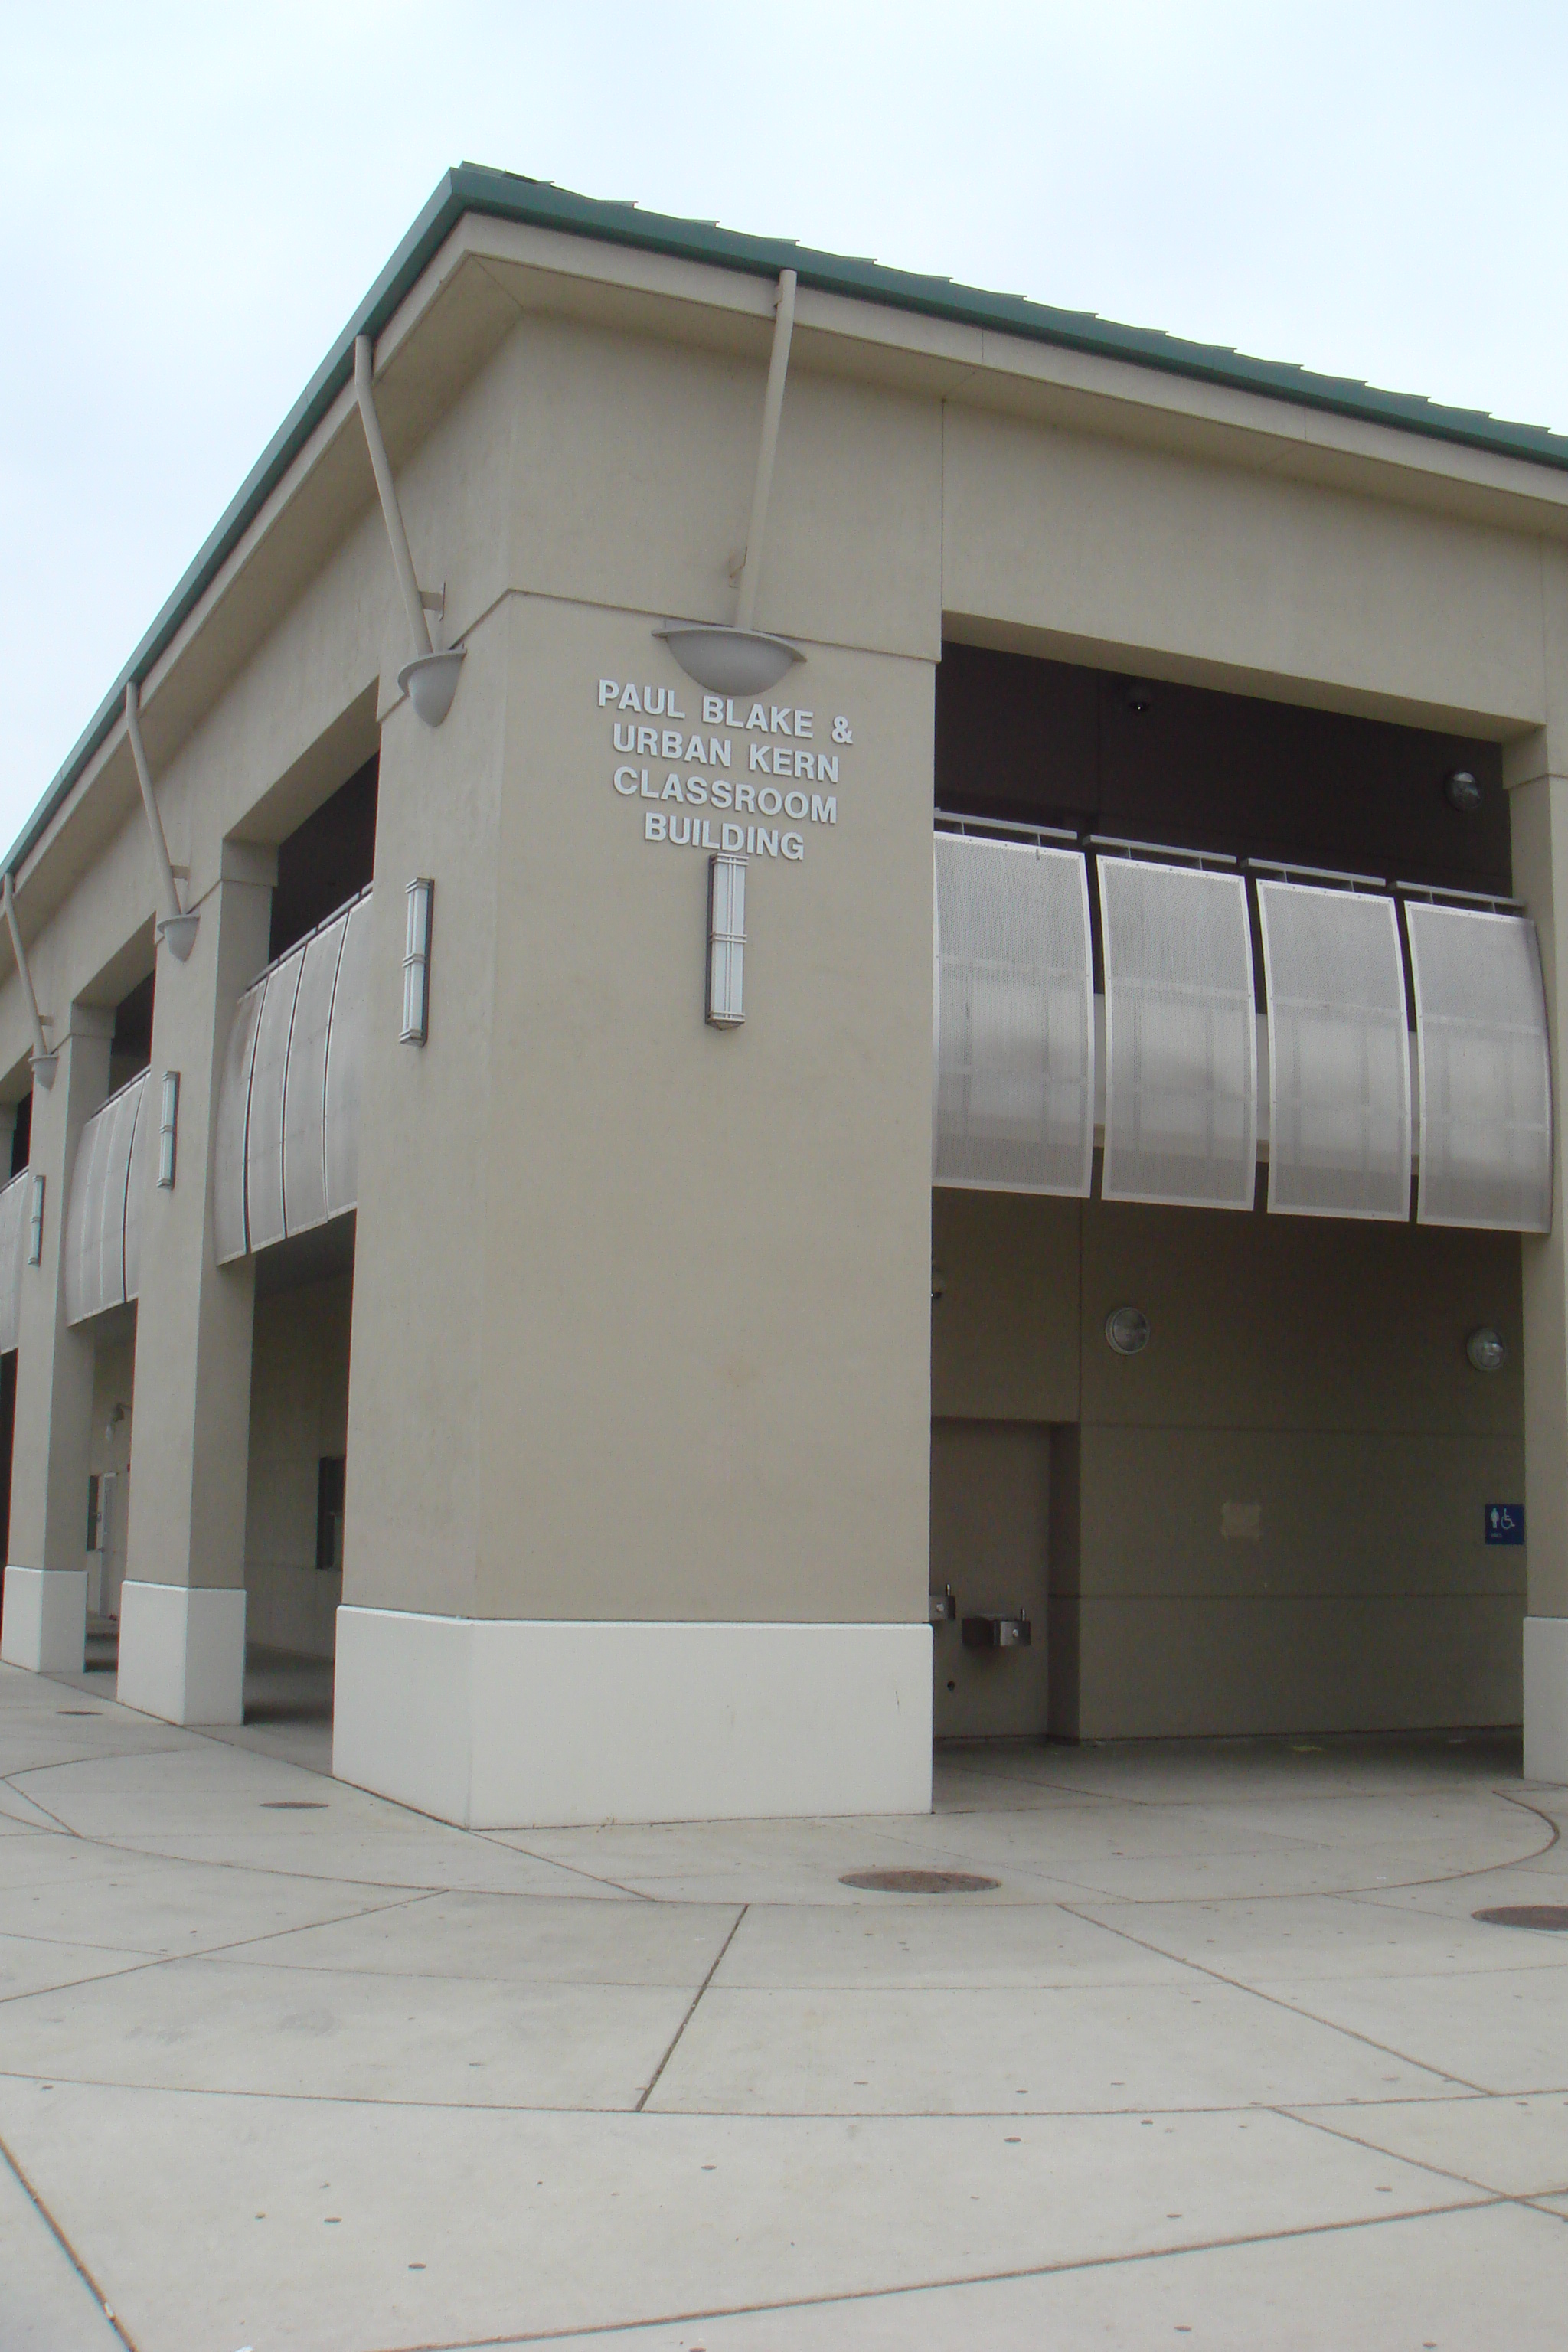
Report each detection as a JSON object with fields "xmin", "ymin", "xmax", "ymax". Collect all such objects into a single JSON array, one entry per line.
[
  {"xmin": 116, "ymin": 1582, "xmax": 247, "ymax": 1726},
  {"xmin": 333, "ymin": 1611, "xmax": 933, "ymax": 1828},
  {"xmin": 1524, "ymin": 1615, "xmax": 1568, "ymax": 1784},
  {"xmin": 0, "ymin": 1566, "xmax": 87, "ymax": 1674}
]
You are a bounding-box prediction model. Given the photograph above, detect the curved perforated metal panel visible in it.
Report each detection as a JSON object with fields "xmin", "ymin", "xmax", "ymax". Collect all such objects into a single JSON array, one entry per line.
[
  {"xmin": 933, "ymin": 835, "xmax": 1094, "ymax": 1195},
  {"xmin": 214, "ymin": 980, "xmax": 265, "ymax": 1265},
  {"xmin": 1407, "ymin": 902, "xmax": 1552, "ymax": 1232},
  {"xmin": 282, "ymin": 912, "xmax": 348, "ymax": 1237},
  {"xmin": 122, "ymin": 1073, "xmax": 153, "ymax": 1303},
  {"xmin": 324, "ymin": 891, "xmax": 373, "ymax": 1220},
  {"xmin": 63, "ymin": 1073, "xmax": 144, "ymax": 1325},
  {"xmin": 245, "ymin": 954, "xmax": 304, "ymax": 1254},
  {"xmin": 1099, "ymin": 858, "xmax": 1257, "ymax": 1210},
  {"xmin": 1258, "ymin": 882, "xmax": 1411, "ymax": 1220},
  {"xmin": 0, "ymin": 1168, "xmax": 28, "ymax": 1354},
  {"xmin": 63, "ymin": 1101, "xmax": 112, "ymax": 1323}
]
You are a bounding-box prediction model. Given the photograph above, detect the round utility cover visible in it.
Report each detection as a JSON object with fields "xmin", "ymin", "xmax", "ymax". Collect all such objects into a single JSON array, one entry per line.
[
  {"xmin": 1472, "ymin": 1905, "xmax": 1568, "ymax": 1932},
  {"xmin": 840, "ymin": 1869, "xmax": 999, "ymax": 1894}
]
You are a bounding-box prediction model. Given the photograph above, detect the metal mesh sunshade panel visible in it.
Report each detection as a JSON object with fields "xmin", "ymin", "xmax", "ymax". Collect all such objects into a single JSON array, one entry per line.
[
  {"xmin": 63, "ymin": 1075, "xmax": 144, "ymax": 1325},
  {"xmin": 1099, "ymin": 857, "xmax": 1257, "ymax": 1210},
  {"xmin": 122, "ymin": 1075, "xmax": 153, "ymax": 1304},
  {"xmin": 0, "ymin": 1169, "xmax": 28, "ymax": 1354},
  {"xmin": 1257, "ymin": 881, "xmax": 1411, "ymax": 1220},
  {"xmin": 1406, "ymin": 901, "xmax": 1552, "ymax": 1232},
  {"xmin": 214, "ymin": 980, "xmax": 265, "ymax": 1264},
  {"xmin": 324, "ymin": 892, "xmax": 374, "ymax": 1219},
  {"xmin": 246, "ymin": 953, "xmax": 304, "ymax": 1253},
  {"xmin": 281, "ymin": 911, "xmax": 349, "ymax": 1237},
  {"xmin": 933, "ymin": 834, "xmax": 1094, "ymax": 1196}
]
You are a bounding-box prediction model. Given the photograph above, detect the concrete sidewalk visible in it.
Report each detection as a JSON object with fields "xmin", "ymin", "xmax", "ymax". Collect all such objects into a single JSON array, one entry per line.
[{"xmin": 2, "ymin": 1660, "xmax": 1566, "ymax": 2350}]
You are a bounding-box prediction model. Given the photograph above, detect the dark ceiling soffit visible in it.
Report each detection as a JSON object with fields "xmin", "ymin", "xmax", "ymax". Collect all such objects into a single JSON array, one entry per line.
[{"xmin": 11, "ymin": 160, "xmax": 1568, "ymax": 881}]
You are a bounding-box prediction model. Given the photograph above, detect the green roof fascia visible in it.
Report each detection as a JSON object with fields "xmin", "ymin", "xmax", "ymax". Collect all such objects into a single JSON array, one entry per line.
[{"xmin": 10, "ymin": 161, "xmax": 1568, "ymax": 884}]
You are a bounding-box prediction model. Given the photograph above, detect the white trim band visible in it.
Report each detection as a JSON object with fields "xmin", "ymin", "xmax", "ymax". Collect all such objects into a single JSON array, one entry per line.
[
  {"xmin": 0, "ymin": 1566, "xmax": 87, "ymax": 1674},
  {"xmin": 1524, "ymin": 1615, "xmax": 1568, "ymax": 1785},
  {"xmin": 333, "ymin": 1610, "xmax": 934, "ymax": 1828},
  {"xmin": 116, "ymin": 1581, "xmax": 247, "ymax": 1726}
]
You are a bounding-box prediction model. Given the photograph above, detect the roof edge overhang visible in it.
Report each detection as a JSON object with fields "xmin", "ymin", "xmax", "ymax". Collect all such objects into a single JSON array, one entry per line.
[{"xmin": 10, "ymin": 162, "xmax": 1568, "ymax": 886}]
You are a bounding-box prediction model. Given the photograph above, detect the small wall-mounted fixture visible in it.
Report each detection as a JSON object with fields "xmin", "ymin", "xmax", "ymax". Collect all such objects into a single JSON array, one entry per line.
[
  {"xmin": 655, "ymin": 270, "xmax": 804, "ymax": 697},
  {"xmin": 1465, "ymin": 1326, "xmax": 1508, "ymax": 1373},
  {"xmin": 929, "ymin": 1583, "xmax": 956, "ymax": 1623},
  {"xmin": 354, "ymin": 335, "xmax": 465, "ymax": 728},
  {"xmin": 157, "ymin": 1070, "xmax": 180, "ymax": 1187},
  {"xmin": 707, "ymin": 854, "xmax": 746, "ymax": 1027},
  {"xmin": 1105, "ymin": 1305, "xmax": 1151, "ymax": 1355},
  {"xmin": 1445, "ymin": 769, "xmax": 1482, "ymax": 814},
  {"xmin": 1125, "ymin": 679, "xmax": 1156, "ymax": 715},
  {"xmin": 401, "ymin": 878, "xmax": 433, "ymax": 1044},
  {"xmin": 931, "ymin": 1266, "xmax": 947, "ymax": 1302},
  {"xmin": 962, "ymin": 1612, "xmax": 1031, "ymax": 1649},
  {"xmin": 27, "ymin": 1171, "xmax": 44, "ymax": 1266}
]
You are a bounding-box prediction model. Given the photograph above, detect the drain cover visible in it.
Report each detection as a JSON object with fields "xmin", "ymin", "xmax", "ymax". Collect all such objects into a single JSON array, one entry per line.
[
  {"xmin": 1473, "ymin": 1905, "xmax": 1568, "ymax": 1932},
  {"xmin": 260, "ymin": 1800, "xmax": 328, "ymax": 1811},
  {"xmin": 840, "ymin": 1869, "xmax": 999, "ymax": 1895}
]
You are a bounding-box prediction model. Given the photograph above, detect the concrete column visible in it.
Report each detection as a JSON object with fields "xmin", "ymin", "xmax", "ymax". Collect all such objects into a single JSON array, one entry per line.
[
  {"xmin": 116, "ymin": 845, "xmax": 274, "ymax": 1726},
  {"xmin": 1508, "ymin": 712, "xmax": 1568, "ymax": 1781},
  {"xmin": 0, "ymin": 1008, "xmax": 113, "ymax": 1673}
]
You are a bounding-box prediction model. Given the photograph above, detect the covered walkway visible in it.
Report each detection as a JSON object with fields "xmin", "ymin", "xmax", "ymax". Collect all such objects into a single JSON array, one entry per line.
[{"xmin": 2, "ymin": 1664, "xmax": 1566, "ymax": 2348}]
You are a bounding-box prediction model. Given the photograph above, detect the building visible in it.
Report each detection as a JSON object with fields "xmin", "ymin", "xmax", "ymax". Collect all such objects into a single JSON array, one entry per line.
[{"xmin": 0, "ymin": 165, "xmax": 1563, "ymax": 1825}]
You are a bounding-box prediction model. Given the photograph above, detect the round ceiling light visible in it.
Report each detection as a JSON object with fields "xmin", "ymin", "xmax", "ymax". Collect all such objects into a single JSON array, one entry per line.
[
  {"xmin": 1105, "ymin": 1305, "xmax": 1151, "ymax": 1356},
  {"xmin": 1465, "ymin": 1327, "xmax": 1508, "ymax": 1374},
  {"xmin": 1445, "ymin": 769, "xmax": 1482, "ymax": 814}
]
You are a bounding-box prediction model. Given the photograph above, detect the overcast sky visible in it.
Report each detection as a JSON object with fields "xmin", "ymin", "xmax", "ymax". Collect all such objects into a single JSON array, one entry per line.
[{"xmin": 4, "ymin": 0, "xmax": 1563, "ymax": 857}]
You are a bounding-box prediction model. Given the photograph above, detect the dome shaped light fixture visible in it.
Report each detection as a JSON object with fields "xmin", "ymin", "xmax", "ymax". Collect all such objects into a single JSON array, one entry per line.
[
  {"xmin": 1465, "ymin": 1327, "xmax": 1508, "ymax": 1374},
  {"xmin": 398, "ymin": 647, "xmax": 466, "ymax": 730},
  {"xmin": 1105, "ymin": 1305, "xmax": 1151, "ymax": 1356},
  {"xmin": 1125, "ymin": 678, "xmax": 1156, "ymax": 716},
  {"xmin": 1445, "ymin": 768, "xmax": 1482, "ymax": 814},
  {"xmin": 157, "ymin": 912, "xmax": 201, "ymax": 962},
  {"xmin": 654, "ymin": 622, "xmax": 802, "ymax": 698}
]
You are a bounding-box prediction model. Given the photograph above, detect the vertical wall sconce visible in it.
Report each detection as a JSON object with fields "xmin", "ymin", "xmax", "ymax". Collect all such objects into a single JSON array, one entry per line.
[
  {"xmin": 27, "ymin": 1171, "xmax": 44, "ymax": 1266},
  {"xmin": 707, "ymin": 854, "xmax": 746, "ymax": 1027},
  {"xmin": 158, "ymin": 1070, "xmax": 181, "ymax": 1188},
  {"xmin": 402, "ymin": 878, "xmax": 433, "ymax": 1044}
]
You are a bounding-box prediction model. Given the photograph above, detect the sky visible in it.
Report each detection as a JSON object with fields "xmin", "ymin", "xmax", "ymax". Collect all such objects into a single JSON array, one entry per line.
[{"xmin": 3, "ymin": 0, "xmax": 1565, "ymax": 857}]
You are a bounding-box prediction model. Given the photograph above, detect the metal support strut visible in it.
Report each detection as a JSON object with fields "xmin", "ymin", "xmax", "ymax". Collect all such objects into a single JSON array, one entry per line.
[
  {"xmin": 125, "ymin": 682, "xmax": 198, "ymax": 960},
  {"xmin": 733, "ymin": 269, "xmax": 798, "ymax": 634},
  {"xmin": 2, "ymin": 870, "xmax": 57, "ymax": 1087},
  {"xmin": 354, "ymin": 334, "xmax": 464, "ymax": 726}
]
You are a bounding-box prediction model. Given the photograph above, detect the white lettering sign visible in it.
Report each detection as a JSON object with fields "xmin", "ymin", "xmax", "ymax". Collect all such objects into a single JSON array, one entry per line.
[{"xmin": 596, "ymin": 674, "xmax": 854, "ymax": 867}]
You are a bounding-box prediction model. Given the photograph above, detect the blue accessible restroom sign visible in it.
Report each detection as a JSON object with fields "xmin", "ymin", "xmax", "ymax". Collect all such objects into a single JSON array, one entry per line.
[{"xmin": 1485, "ymin": 1504, "xmax": 1525, "ymax": 1546}]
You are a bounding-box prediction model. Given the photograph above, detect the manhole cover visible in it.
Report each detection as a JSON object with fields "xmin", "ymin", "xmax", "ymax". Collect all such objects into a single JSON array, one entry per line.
[
  {"xmin": 839, "ymin": 1869, "xmax": 999, "ymax": 1895},
  {"xmin": 260, "ymin": 1800, "xmax": 328, "ymax": 1811},
  {"xmin": 1472, "ymin": 1905, "xmax": 1568, "ymax": 1932}
]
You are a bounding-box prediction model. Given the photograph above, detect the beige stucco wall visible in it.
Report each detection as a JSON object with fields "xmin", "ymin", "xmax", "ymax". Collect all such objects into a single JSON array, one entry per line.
[
  {"xmin": 343, "ymin": 587, "xmax": 936, "ymax": 1626},
  {"xmin": 0, "ymin": 235, "xmax": 1562, "ymax": 1733},
  {"xmin": 933, "ymin": 1188, "xmax": 1525, "ymax": 1739}
]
